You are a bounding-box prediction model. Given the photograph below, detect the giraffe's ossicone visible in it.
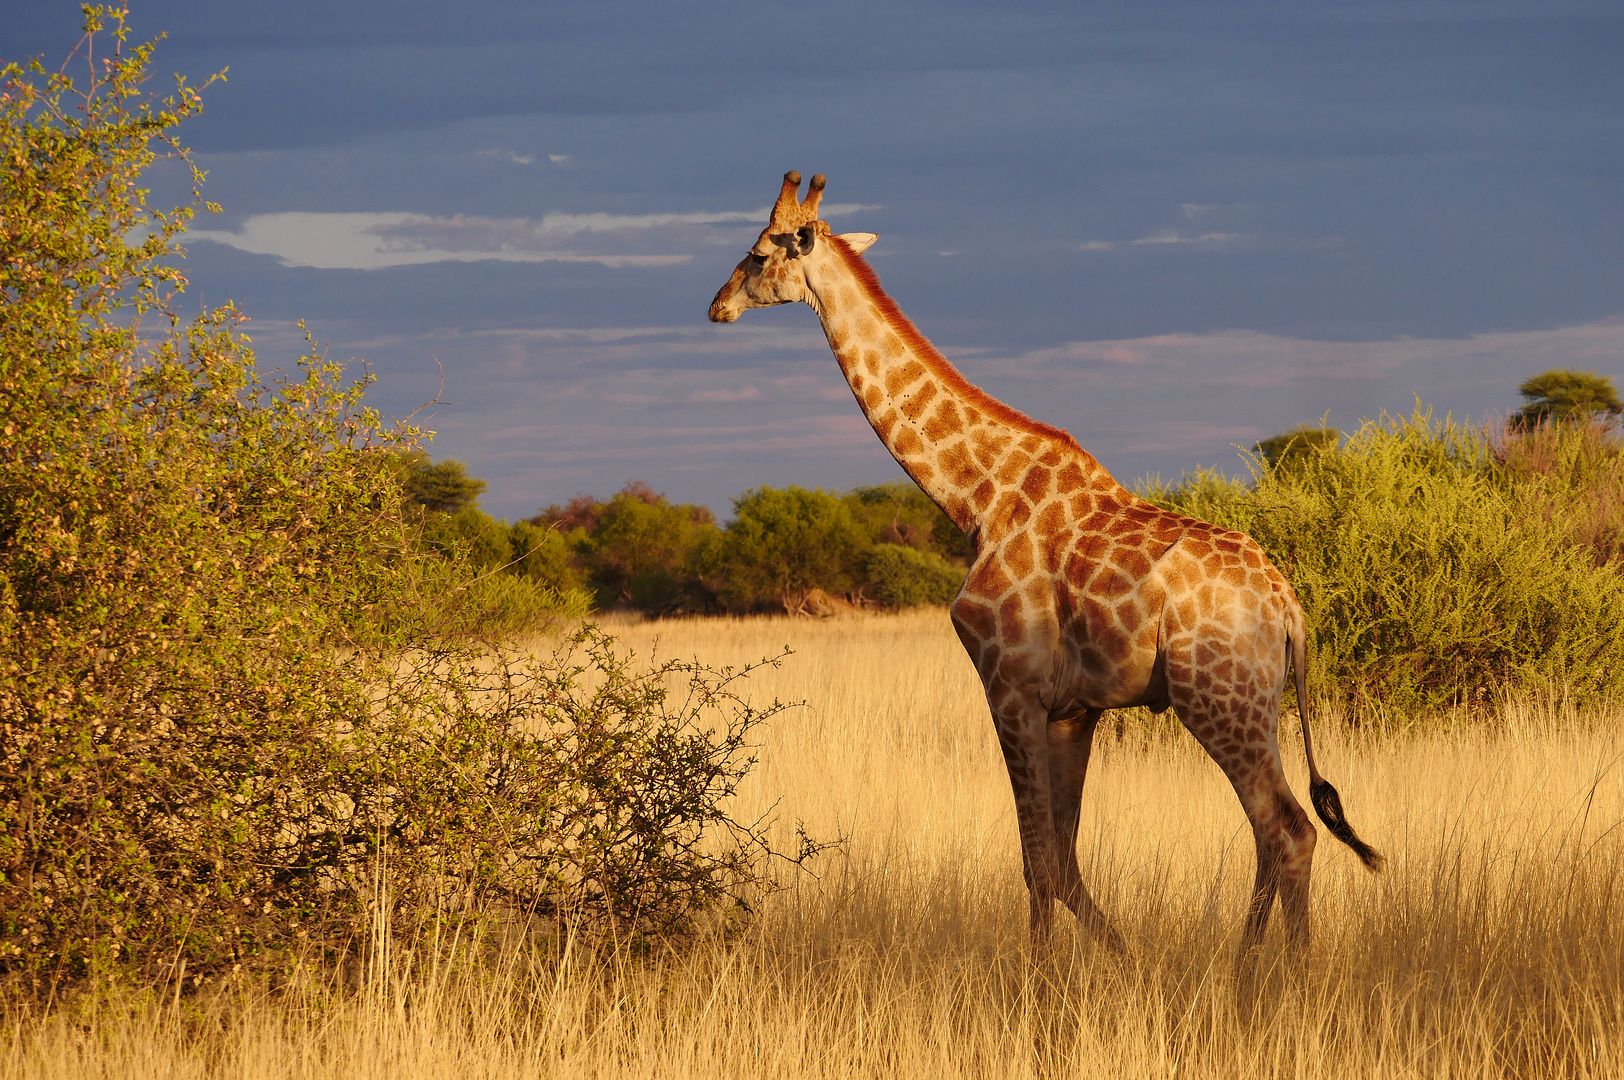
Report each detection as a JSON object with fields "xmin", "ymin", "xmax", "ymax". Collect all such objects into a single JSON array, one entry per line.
[{"xmin": 709, "ymin": 171, "xmax": 1382, "ymax": 959}]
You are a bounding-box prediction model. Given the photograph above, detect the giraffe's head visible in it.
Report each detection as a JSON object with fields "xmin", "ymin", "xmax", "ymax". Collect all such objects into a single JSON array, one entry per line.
[{"xmin": 708, "ymin": 170, "xmax": 876, "ymax": 323}]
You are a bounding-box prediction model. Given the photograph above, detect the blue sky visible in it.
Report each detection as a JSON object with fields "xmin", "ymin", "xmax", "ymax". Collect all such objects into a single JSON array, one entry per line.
[{"xmin": 10, "ymin": 1, "xmax": 1623, "ymax": 519}]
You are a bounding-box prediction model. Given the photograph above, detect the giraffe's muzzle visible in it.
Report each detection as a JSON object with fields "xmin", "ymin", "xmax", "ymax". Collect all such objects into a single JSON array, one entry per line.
[{"xmin": 708, "ymin": 269, "xmax": 746, "ymax": 323}]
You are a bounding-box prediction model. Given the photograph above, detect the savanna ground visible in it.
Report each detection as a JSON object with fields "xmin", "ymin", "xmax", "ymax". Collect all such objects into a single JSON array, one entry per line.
[{"xmin": 7, "ymin": 609, "xmax": 1623, "ymax": 1079}]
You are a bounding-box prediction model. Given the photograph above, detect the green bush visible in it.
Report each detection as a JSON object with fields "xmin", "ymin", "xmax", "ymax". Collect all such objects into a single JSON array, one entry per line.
[
  {"xmin": 0, "ymin": 13, "xmax": 804, "ymax": 989},
  {"xmin": 433, "ymin": 571, "xmax": 594, "ymax": 639},
  {"xmin": 0, "ymin": 12, "xmax": 415, "ymax": 981},
  {"xmin": 423, "ymin": 503, "xmax": 514, "ymax": 570},
  {"xmin": 361, "ymin": 627, "xmax": 809, "ymax": 939},
  {"xmin": 842, "ymin": 481, "xmax": 971, "ymax": 562},
  {"xmin": 575, "ymin": 487, "xmax": 716, "ymax": 611},
  {"xmin": 510, "ymin": 519, "xmax": 586, "ymax": 595},
  {"xmin": 529, "ymin": 482, "xmax": 716, "ymax": 615},
  {"xmin": 1140, "ymin": 409, "xmax": 1624, "ymax": 712},
  {"xmin": 407, "ymin": 465, "xmax": 593, "ymax": 629},
  {"xmin": 1496, "ymin": 418, "xmax": 1624, "ymax": 568},
  {"xmin": 522, "ymin": 479, "xmax": 970, "ymax": 617},
  {"xmin": 1255, "ymin": 425, "xmax": 1339, "ymax": 472},
  {"xmin": 863, "ymin": 545, "xmax": 964, "ymax": 608},
  {"xmin": 703, "ymin": 486, "xmax": 869, "ymax": 613},
  {"xmin": 399, "ymin": 454, "xmax": 488, "ymax": 513}
]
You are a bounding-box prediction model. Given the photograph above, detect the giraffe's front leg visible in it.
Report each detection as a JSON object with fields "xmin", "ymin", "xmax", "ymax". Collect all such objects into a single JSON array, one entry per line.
[
  {"xmin": 1049, "ymin": 709, "xmax": 1127, "ymax": 953},
  {"xmin": 985, "ymin": 681, "xmax": 1064, "ymax": 942}
]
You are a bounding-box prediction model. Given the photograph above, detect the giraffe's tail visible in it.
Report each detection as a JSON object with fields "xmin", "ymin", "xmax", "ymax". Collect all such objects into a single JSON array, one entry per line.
[{"xmin": 1291, "ymin": 614, "xmax": 1385, "ymax": 873}]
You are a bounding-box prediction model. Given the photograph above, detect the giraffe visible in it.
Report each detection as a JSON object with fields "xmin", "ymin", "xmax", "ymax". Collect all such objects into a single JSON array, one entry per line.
[{"xmin": 708, "ymin": 172, "xmax": 1383, "ymax": 957}]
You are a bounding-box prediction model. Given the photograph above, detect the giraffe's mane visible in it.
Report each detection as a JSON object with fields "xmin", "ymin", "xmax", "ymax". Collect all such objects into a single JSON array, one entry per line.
[{"xmin": 826, "ymin": 233, "xmax": 1085, "ymax": 455}]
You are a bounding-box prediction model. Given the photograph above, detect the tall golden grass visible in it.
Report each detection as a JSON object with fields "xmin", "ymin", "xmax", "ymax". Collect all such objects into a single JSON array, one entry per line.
[{"xmin": 8, "ymin": 609, "xmax": 1622, "ymax": 1078}]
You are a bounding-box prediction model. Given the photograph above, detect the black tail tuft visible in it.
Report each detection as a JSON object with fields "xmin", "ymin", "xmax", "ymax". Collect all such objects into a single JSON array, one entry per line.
[{"xmin": 1309, "ymin": 778, "xmax": 1385, "ymax": 872}]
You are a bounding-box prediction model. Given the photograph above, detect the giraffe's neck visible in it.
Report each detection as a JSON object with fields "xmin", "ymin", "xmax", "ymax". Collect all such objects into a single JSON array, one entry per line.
[{"xmin": 803, "ymin": 237, "xmax": 1119, "ymax": 539}]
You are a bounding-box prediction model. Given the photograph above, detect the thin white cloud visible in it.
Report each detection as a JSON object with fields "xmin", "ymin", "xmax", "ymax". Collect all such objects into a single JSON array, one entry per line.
[
  {"xmin": 475, "ymin": 149, "xmax": 534, "ymax": 166},
  {"xmin": 1078, "ymin": 231, "xmax": 1246, "ymax": 251},
  {"xmin": 474, "ymin": 414, "xmax": 879, "ymax": 469},
  {"xmin": 1079, "ymin": 230, "xmax": 1339, "ymax": 252},
  {"xmin": 978, "ymin": 320, "xmax": 1624, "ymax": 392},
  {"xmin": 548, "ymin": 153, "xmax": 571, "ymax": 164},
  {"xmin": 1080, "ymin": 230, "xmax": 1248, "ymax": 250},
  {"xmin": 1131, "ymin": 230, "xmax": 1243, "ymax": 246},
  {"xmin": 188, "ymin": 203, "xmax": 884, "ymax": 270},
  {"xmin": 186, "ymin": 212, "xmax": 692, "ymax": 269}
]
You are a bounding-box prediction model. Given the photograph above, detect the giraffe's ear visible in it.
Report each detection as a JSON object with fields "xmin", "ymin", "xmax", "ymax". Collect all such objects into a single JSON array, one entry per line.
[{"xmin": 836, "ymin": 232, "xmax": 878, "ymax": 255}]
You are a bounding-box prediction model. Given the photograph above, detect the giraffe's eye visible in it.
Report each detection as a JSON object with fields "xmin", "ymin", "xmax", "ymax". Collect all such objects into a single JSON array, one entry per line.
[{"xmin": 749, "ymin": 252, "xmax": 768, "ymax": 268}]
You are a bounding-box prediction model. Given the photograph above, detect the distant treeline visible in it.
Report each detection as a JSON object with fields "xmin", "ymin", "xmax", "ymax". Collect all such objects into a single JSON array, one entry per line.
[
  {"xmin": 403, "ymin": 371, "xmax": 1624, "ymax": 712},
  {"xmin": 398, "ymin": 457, "xmax": 972, "ymax": 617}
]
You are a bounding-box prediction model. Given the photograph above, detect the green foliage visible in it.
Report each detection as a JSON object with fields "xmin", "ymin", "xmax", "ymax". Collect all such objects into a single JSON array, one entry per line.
[
  {"xmin": 842, "ymin": 481, "xmax": 971, "ymax": 562},
  {"xmin": 424, "ymin": 503, "xmax": 513, "ymax": 570},
  {"xmin": 1141, "ymin": 409, "xmax": 1624, "ymax": 712},
  {"xmin": 862, "ymin": 545, "xmax": 964, "ymax": 608},
  {"xmin": 0, "ymin": 14, "xmax": 802, "ymax": 989},
  {"xmin": 1514, "ymin": 369, "xmax": 1622, "ymax": 430},
  {"xmin": 401, "ymin": 455, "xmax": 488, "ymax": 514},
  {"xmin": 428, "ymin": 570, "xmax": 594, "ymax": 640},
  {"xmin": 1255, "ymin": 425, "xmax": 1339, "ymax": 471},
  {"xmin": 575, "ymin": 486, "xmax": 717, "ymax": 611},
  {"xmin": 0, "ymin": 11, "xmax": 415, "ymax": 980},
  {"xmin": 1134, "ymin": 468, "xmax": 1251, "ymax": 527},
  {"xmin": 510, "ymin": 519, "xmax": 585, "ymax": 594},
  {"xmin": 525, "ymin": 479, "xmax": 970, "ymax": 615},
  {"xmin": 705, "ymin": 486, "xmax": 869, "ymax": 613},
  {"xmin": 406, "ymin": 460, "xmax": 593, "ymax": 629},
  {"xmin": 529, "ymin": 482, "xmax": 716, "ymax": 615},
  {"xmin": 1495, "ymin": 419, "xmax": 1624, "ymax": 568}
]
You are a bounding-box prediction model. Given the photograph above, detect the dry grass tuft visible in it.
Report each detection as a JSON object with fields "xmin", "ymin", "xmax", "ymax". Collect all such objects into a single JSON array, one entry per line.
[{"xmin": 8, "ymin": 610, "xmax": 1623, "ymax": 1078}]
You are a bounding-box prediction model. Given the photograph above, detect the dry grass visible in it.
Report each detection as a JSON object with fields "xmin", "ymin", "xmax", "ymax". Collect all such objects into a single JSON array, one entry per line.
[{"xmin": 8, "ymin": 609, "xmax": 1624, "ymax": 1078}]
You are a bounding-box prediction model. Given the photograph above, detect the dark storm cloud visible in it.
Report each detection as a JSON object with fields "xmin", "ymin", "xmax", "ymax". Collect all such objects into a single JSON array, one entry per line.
[{"xmin": 12, "ymin": 3, "xmax": 1621, "ymax": 149}]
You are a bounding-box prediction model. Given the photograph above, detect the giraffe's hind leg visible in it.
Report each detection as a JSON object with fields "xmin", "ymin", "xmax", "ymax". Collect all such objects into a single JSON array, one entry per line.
[
  {"xmin": 1048, "ymin": 709, "xmax": 1127, "ymax": 951},
  {"xmin": 1169, "ymin": 677, "xmax": 1317, "ymax": 956},
  {"xmin": 1238, "ymin": 778, "xmax": 1316, "ymax": 953}
]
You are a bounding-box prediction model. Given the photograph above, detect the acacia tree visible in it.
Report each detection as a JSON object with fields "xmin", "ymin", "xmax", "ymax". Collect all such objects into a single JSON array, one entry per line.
[
  {"xmin": 1256, "ymin": 426, "xmax": 1340, "ymax": 471},
  {"xmin": 400, "ymin": 454, "xmax": 489, "ymax": 513},
  {"xmin": 1513, "ymin": 369, "xmax": 1623, "ymax": 429}
]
